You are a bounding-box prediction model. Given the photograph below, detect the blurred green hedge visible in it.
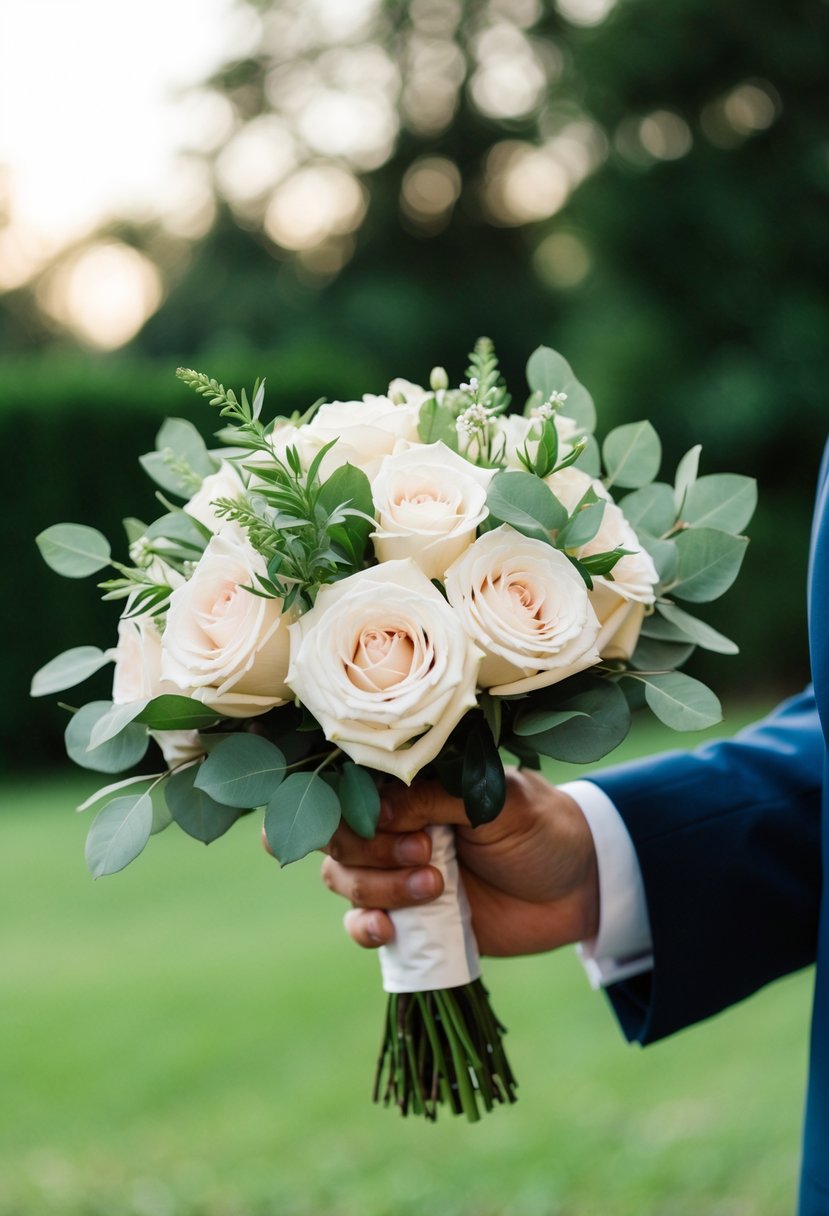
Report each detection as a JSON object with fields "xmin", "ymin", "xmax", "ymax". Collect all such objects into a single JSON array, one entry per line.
[{"xmin": 10, "ymin": 348, "xmax": 816, "ymax": 772}]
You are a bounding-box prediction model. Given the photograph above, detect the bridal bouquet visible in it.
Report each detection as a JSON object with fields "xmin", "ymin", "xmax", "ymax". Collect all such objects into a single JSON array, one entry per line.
[{"xmin": 33, "ymin": 340, "xmax": 754, "ymax": 1120}]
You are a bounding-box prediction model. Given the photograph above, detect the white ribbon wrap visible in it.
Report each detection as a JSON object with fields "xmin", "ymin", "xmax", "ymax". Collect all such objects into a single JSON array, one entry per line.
[{"xmin": 378, "ymin": 824, "xmax": 481, "ymax": 993}]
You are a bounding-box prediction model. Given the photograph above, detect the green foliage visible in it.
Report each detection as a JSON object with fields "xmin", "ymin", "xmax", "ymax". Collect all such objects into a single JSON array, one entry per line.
[
  {"xmin": 36, "ymin": 523, "xmax": 111, "ymax": 578},
  {"xmin": 682, "ymin": 474, "xmax": 758, "ymax": 534},
  {"xmin": 602, "ymin": 422, "xmax": 662, "ymax": 491},
  {"xmin": 30, "ymin": 645, "xmax": 112, "ymax": 697},
  {"xmin": 525, "ymin": 347, "xmax": 596, "ymax": 433},
  {"xmin": 671, "ymin": 528, "xmax": 749, "ymax": 602},
  {"xmin": 194, "ymin": 733, "xmax": 287, "ymax": 809},
  {"xmin": 339, "ymin": 762, "xmax": 381, "ymax": 839},
  {"xmin": 164, "ymin": 763, "xmax": 243, "ymax": 844},
  {"xmin": 264, "ymin": 771, "xmax": 342, "ymax": 865},
  {"xmin": 626, "ymin": 672, "xmax": 723, "ymax": 732},
  {"xmin": 507, "ymin": 676, "xmax": 631, "ymax": 764},
  {"xmin": 139, "ymin": 417, "xmax": 218, "ymax": 498},
  {"xmin": 462, "ymin": 716, "xmax": 507, "ymax": 826},
  {"xmin": 64, "ymin": 701, "xmax": 149, "ymax": 774},
  {"xmin": 84, "ymin": 791, "xmax": 154, "ymax": 878}
]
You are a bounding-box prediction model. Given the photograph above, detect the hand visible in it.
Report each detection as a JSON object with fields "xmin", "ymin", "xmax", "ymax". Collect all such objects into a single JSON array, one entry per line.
[{"xmin": 318, "ymin": 768, "xmax": 600, "ymax": 958}]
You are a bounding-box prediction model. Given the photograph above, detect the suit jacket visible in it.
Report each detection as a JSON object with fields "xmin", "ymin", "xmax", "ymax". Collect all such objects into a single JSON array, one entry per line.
[{"xmin": 592, "ymin": 441, "xmax": 829, "ymax": 1214}]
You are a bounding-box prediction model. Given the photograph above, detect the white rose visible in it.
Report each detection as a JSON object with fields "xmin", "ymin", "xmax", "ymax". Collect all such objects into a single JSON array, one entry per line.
[
  {"xmin": 183, "ymin": 460, "xmax": 247, "ymax": 539},
  {"xmin": 444, "ymin": 525, "xmax": 601, "ymax": 696},
  {"xmin": 286, "ymin": 559, "xmax": 482, "ymax": 783},
  {"xmin": 496, "ymin": 411, "xmax": 582, "ymax": 469},
  {"xmin": 110, "ymin": 614, "xmax": 205, "ymax": 768},
  {"xmin": 161, "ymin": 533, "xmax": 293, "ymax": 718},
  {"xmin": 296, "ymin": 395, "xmax": 420, "ymax": 481},
  {"xmin": 387, "ymin": 377, "xmax": 430, "ymax": 407},
  {"xmin": 546, "ymin": 466, "xmax": 659, "ymax": 659},
  {"xmin": 370, "ymin": 442, "xmax": 495, "ymax": 580}
]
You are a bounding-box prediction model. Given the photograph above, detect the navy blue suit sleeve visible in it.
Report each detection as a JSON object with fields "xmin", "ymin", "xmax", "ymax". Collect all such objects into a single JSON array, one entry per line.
[{"xmin": 590, "ymin": 689, "xmax": 824, "ymax": 1045}]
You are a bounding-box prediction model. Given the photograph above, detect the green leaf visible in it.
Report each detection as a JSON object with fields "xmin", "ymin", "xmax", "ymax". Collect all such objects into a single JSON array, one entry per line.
[
  {"xmin": 557, "ymin": 499, "xmax": 606, "ymax": 550},
  {"xmin": 76, "ymin": 773, "xmax": 161, "ymax": 812},
  {"xmin": 88, "ymin": 700, "xmax": 149, "ymax": 749},
  {"xmin": 123, "ymin": 517, "xmax": 148, "ymax": 545},
  {"xmin": 674, "ymin": 444, "xmax": 702, "ymax": 514},
  {"xmin": 512, "ymin": 709, "xmax": 588, "ymax": 737},
  {"xmin": 525, "ymin": 347, "xmax": 596, "ymax": 432},
  {"xmin": 264, "ymin": 772, "xmax": 341, "ymax": 865},
  {"xmin": 417, "ymin": 397, "xmax": 459, "ymax": 449},
  {"xmin": 135, "ymin": 695, "xmax": 224, "ymax": 731},
  {"xmin": 158, "ymin": 418, "xmax": 217, "ymax": 476},
  {"xmin": 630, "ymin": 672, "xmax": 723, "ymax": 731},
  {"xmin": 31, "ymin": 646, "xmax": 113, "ymax": 697},
  {"xmin": 672, "ymin": 528, "xmax": 748, "ymax": 603},
  {"xmin": 165, "ymin": 763, "xmax": 243, "ymax": 843},
  {"xmin": 657, "ymin": 602, "xmax": 739, "ymax": 654},
  {"xmin": 574, "ymin": 434, "xmax": 601, "ymax": 477},
  {"xmin": 85, "ymin": 792, "xmax": 153, "ymax": 878},
  {"xmin": 36, "ymin": 523, "xmax": 111, "ymax": 578},
  {"xmin": 638, "ymin": 530, "xmax": 678, "ymax": 585},
  {"xmin": 486, "ymin": 471, "xmax": 566, "ymax": 540},
  {"xmin": 511, "ymin": 676, "xmax": 631, "ymax": 763},
  {"xmin": 619, "ymin": 483, "xmax": 676, "ymax": 536},
  {"xmin": 682, "ymin": 474, "xmax": 758, "ymax": 534},
  {"xmin": 317, "ymin": 462, "xmax": 375, "ymax": 563},
  {"xmin": 65, "ymin": 701, "xmax": 149, "ymax": 774},
  {"xmin": 194, "ymin": 733, "xmax": 287, "ymax": 809},
  {"xmin": 145, "ymin": 511, "xmax": 210, "ymax": 553},
  {"xmin": 462, "ymin": 718, "xmax": 507, "ymax": 826},
  {"xmin": 340, "ymin": 763, "xmax": 381, "ymax": 839},
  {"xmin": 629, "ymin": 635, "xmax": 696, "ymax": 671},
  {"xmin": 602, "ymin": 421, "xmax": 662, "ymax": 490}
]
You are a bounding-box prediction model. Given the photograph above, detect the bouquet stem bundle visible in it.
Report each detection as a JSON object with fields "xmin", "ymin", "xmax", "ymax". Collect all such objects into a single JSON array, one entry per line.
[{"xmin": 374, "ymin": 979, "xmax": 517, "ymax": 1122}]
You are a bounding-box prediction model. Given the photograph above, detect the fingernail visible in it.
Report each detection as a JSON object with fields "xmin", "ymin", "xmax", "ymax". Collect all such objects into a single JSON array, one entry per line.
[
  {"xmin": 406, "ymin": 868, "xmax": 438, "ymax": 901},
  {"xmin": 395, "ymin": 834, "xmax": 428, "ymax": 864},
  {"xmin": 367, "ymin": 912, "xmax": 386, "ymax": 944}
]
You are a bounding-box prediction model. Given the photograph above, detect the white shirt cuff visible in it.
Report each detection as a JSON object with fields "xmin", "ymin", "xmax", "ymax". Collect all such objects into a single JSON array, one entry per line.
[{"xmin": 559, "ymin": 780, "xmax": 654, "ymax": 989}]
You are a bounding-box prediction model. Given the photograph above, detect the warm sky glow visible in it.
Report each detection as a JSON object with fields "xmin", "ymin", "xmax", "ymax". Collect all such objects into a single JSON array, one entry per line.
[{"xmin": 0, "ymin": 0, "xmax": 239, "ymax": 249}]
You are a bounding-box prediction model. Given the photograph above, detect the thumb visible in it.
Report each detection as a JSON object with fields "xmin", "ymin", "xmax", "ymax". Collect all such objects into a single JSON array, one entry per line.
[{"xmin": 378, "ymin": 779, "xmax": 470, "ymax": 834}]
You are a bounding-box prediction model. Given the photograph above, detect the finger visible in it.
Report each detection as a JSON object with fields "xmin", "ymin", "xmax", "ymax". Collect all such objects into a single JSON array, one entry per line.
[
  {"xmin": 378, "ymin": 779, "xmax": 469, "ymax": 833},
  {"xmin": 321, "ymin": 855, "xmax": 444, "ymax": 909},
  {"xmin": 325, "ymin": 821, "xmax": 433, "ymax": 868},
  {"xmin": 261, "ymin": 824, "xmax": 273, "ymax": 856},
  {"xmin": 343, "ymin": 907, "xmax": 395, "ymax": 949}
]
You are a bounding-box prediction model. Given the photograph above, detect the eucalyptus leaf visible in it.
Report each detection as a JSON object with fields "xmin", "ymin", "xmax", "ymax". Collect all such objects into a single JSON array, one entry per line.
[
  {"xmin": 76, "ymin": 772, "xmax": 161, "ymax": 812},
  {"xmin": 629, "ymin": 635, "xmax": 696, "ymax": 671},
  {"xmin": 145, "ymin": 511, "xmax": 211, "ymax": 553},
  {"xmin": 123, "ymin": 517, "xmax": 148, "ymax": 546},
  {"xmin": 674, "ymin": 444, "xmax": 702, "ymax": 514},
  {"xmin": 165, "ymin": 763, "xmax": 243, "ymax": 843},
  {"xmin": 574, "ymin": 434, "xmax": 601, "ymax": 477},
  {"xmin": 89, "ymin": 700, "xmax": 149, "ymax": 750},
  {"xmin": 602, "ymin": 421, "xmax": 662, "ymax": 490},
  {"xmin": 194, "ymin": 733, "xmax": 287, "ymax": 809},
  {"xmin": 512, "ymin": 709, "xmax": 588, "ymax": 737},
  {"xmin": 136, "ymin": 695, "xmax": 224, "ymax": 732},
  {"xmin": 462, "ymin": 718, "xmax": 507, "ymax": 826},
  {"xmin": 672, "ymin": 528, "xmax": 748, "ymax": 603},
  {"xmin": 525, "ymin": 347, "xmax": 596, "ymax": 432},
  {"xmin": 557, "ymin": 499, "xmax": 606, "ymax": 551},
  {"xmin": 631, "ymin": 672, "xmax": 723, "ymax": 731},
  {"xmin": 264, "ymin": 772, "xmax": 341, "ymax": 865},
  {"xmin": 638, "ymin": 531, "xmax": 679, "ymax": 585},
  {"xmin": 36, "ymin": 523, "xmax": 111, "ymax": 578},
  {"xmin": 340, "ymin": 763, "xmax": 381, "ymax": 839},
  {"xmin": 510, "ymin": 676, "xmax": 630, "ymax": 763},
  {"xmin": 31, "ymin": 646, "xmax": 113, "ymax": 697},
  {"xmin": 85, "ymin": 792, "xmax": 153, "ymax": 878},
  {"xmin": 657, "ymin": 601, "xmax": 739, "ymax": 654},
  {"xmin": 65, "ymin": 701, "xmax": 149, "ymax": 774},
  {"xmin": 682, "ymin": 474, "xmax": 758, "ymax": 534},
  {"xmin": 486, "ymin": 471, "xmax": 566, "ymax": 540},
  {"xmin": 619, "ymin": 483, "xmax": 676, "ymax": 536}
]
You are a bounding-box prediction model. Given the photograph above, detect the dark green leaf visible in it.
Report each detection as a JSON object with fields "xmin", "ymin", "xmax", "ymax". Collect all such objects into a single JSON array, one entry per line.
[
  {"xmin": 512, "ymin": 708, "xmax": 589, "ymax": 737},
  {"xmin": 194, "ymin": 733, "xmax": 287, "ymax": 809},
  {"xmin": 340, "ymin": 763, "xmax": 381, "ymax": 839},
  {"xmin": 264, "ymin": 772, "xmax": 341, "ymax": 865},
  {"xmin": 36, "ymin": 523, "xmax": 111, "ymax": 578},
  {"xmin": 65, "ymin": 701, "xmax": 149, "ymax": 774},
  {"xmin": 462, "ymin": 718, "xmax": 507, "ymax": 826},
  {"xmin": 510, "ymin": 676, "xmax": 631, "ymax": 763},
  {"xmin": 136, "ymin": 695, "xmax": 224, "ymax": 731},
  {"xmin": 629, "ymin": 635, "xmax": 696, "ymax": 671},
  {"xmin": 85, "ymin": 792, "xmax": 153, "ymax": 878},
  {"xmin": 31, "ymin": 646, "xmax": 112, "ymax": 697},
  {"xmin": 165, "ymin": 763, "xmax": 243, "ymax": 843}
]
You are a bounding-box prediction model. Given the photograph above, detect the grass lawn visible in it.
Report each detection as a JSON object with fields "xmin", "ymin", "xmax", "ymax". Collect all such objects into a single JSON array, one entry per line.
[{"xmin": 0, "ymin": 701, "xmax": 813, "ymax": 1216}]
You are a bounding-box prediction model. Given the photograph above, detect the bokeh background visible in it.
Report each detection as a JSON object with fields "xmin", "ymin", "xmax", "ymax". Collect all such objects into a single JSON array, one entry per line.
[{"xmin": 2, "ymin": 0, "xmax": 827, "ymax": 1212}]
